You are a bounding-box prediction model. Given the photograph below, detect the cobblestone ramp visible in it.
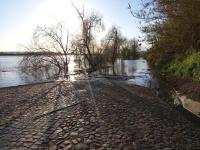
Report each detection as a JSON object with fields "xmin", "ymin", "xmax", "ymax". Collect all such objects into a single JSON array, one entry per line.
[
  {"xmin": 0, "ymin": 79, "xmax": 199, "ymax": 149},
  {"xmin": 0, "ymin": 81, "xmax": 83, "ymax": 149}
]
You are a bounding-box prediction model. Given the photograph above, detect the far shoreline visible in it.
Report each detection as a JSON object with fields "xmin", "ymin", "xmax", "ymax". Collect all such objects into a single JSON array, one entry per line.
[{"xmin": 0, "ymin": 80, "xmax": 57, "ymax": 89}]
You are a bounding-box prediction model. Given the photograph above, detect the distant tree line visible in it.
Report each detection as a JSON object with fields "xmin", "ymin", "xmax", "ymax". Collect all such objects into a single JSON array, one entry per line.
[{"xmin": 0, "ymin": 51, "xmax": 71, "ymax": 56}]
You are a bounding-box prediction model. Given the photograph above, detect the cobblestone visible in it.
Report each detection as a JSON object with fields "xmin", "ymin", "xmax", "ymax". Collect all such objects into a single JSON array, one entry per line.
[{"xmin": 0, "ymin": 80, "xmax": 199, "ymax": 149}]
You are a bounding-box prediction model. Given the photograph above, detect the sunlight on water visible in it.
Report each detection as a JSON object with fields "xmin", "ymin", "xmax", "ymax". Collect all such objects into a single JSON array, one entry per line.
[
  {"xmin": 0, "ymin": 55, "xmax": 78, "ymax": 88},
  {"xmin": 0, "ymin": 56, "xmax": 158, "ymax": 89},
  {"xmin": 97, "ymin": 58, "xmax": 159, "ymax": 89}
]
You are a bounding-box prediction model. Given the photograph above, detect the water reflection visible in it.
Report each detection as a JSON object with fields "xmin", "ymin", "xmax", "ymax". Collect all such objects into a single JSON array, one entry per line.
[
  {"xmin": 0, "ymin": 56, "xmax": 78, "ymax": 88},
  {"xmin": 0, "ymin": 56, "xmax": 159, "ymax": 90},
  {"xmin": 97, "ymin": 58, "xmax": 159, "ymax": 89},
  {"xmin": 0, "ymin": 56, "xmax": 24, "ymax": 87}
]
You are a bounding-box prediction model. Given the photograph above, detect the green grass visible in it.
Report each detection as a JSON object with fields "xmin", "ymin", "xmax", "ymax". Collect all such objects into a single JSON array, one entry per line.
[{"xmin": 163, "ymin": 52, "xmax": 200, "ymax": 81}]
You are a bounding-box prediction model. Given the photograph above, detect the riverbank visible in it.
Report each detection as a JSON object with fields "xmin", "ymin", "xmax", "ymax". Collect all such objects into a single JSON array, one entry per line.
[
  {"xmin": 163, "ymin": 75, "xmax": 200, "ymax": 102},
  {"xmin": 0, "ymin": 79, "xmax": 199, "ymax": 149}
]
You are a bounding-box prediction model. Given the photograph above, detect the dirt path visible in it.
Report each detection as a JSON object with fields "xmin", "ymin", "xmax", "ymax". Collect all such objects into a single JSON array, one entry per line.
[{"xmin": 0, "ymin": 79, "xmax": 199, "ymax": 149}]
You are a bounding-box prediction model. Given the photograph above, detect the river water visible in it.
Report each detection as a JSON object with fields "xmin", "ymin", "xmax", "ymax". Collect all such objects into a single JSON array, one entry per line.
[
  {"xmin": 0, "ymin": 56, "xmax": 158, "ymax": 89},
  {"xmin": 0, "ymin": 55, "xmax": 77, "ymax": 88},
  {"xmin": 97, "ymin": 58, "xmax": 159, "ymax": 89}
]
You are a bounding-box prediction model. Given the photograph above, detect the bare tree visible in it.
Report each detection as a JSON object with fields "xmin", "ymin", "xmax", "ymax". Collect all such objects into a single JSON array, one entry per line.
[
  {"xmin": 72, "ymin": 4, "xmax": 104, "ymax": 72},
  {"xmin": 21, "ymin": 23, "xmax": 73, "ymax": 78},
  {"xmin": 121, "ymin": 38, "xmax": 140, "ymax": 59},
  {"xmin": 102, "ymin": 26, "xmax": 124, "ymax": 74}
]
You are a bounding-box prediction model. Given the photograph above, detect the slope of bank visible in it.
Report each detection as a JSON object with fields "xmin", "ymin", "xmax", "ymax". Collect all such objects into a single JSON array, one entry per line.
[
  {"xmin": 164, "ymin": 75, "xmax": 200, "ymax": 102},
  {"xmin": 146, "ymin": 49, "xmax": 200, "ymax": 112}
]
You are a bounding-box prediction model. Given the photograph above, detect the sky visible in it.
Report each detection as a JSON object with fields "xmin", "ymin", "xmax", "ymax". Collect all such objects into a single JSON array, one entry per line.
[{"xmin": 0, "ymin": 0, "xmax": 143, "ymax": 52}]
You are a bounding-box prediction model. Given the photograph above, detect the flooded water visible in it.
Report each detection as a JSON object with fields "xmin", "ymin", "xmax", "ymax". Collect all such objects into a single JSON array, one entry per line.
[
  {"xmin": 98, "ymin": 58, "xmax": 159, "ymax": 89},
  {"xmin": 0, "ymin": 55, "xmax": 77, "ymax": 88},
  {"xmin": 0, "ymin": 56, "xmax": 159, "ymax": 89}
]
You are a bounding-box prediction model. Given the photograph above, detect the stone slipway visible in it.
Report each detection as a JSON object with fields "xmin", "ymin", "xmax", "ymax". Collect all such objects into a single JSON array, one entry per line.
[{"xmin": 0, "ymin": 79, "xmax": 199, "ymax": 149}]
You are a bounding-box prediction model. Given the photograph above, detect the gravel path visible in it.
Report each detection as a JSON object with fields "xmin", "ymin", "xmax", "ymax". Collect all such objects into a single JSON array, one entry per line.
[{"xmin": 0, "ymin": 79, "xmax": 199, "ymax": 150}]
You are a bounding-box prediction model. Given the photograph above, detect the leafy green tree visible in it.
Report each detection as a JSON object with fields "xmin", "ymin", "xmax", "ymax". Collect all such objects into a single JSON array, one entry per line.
[{"xmin": 129, "ymin": 0, "xmax": 200, "ymax": 66}]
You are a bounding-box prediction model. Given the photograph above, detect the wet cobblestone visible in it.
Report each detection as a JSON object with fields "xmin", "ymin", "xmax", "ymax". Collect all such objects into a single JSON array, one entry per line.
[{"xmin": 0, "ymin": 79, "xmax": 199, "ymax": 149}]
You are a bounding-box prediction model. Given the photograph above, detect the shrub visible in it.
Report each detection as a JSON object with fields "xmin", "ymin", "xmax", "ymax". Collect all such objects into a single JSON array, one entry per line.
[{"xmin": 164, "ymin": 51, "xmax": 200, "ymax": 81}]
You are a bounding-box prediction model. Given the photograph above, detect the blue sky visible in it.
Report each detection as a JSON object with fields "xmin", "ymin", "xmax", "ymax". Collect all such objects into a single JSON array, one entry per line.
[{"xmin": 0, "ymin": 0, "xmax": 143, "ymax": 51}]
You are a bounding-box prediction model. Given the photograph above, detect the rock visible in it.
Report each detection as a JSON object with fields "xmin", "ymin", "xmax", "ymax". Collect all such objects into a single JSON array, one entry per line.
[
  {"xmin": 85, "ymin": 139, "xmax": 92, "ymax": 144},
  {"xmin": 64, "ymin": 144, "xmax": 72, "ymax": 150},
  {"xmin": 115, "ymin": 134, "xmax": 121, "ymax": 139},
  {"xmin": 72, "ymin": 139, "xmax": 78, "ymax": 144},
  {"xmin": 56, "ymin": 140, "xmax": 64, "ymax": 145},
  {"xmin": 58, "ymin": 136, "xmax": 64, "ymax": 140},
  {"xmin": 64, "ymin": 133, "xmax": 69, "ymax": 138},
  {"xmin": 123, "ymin": 145, "xmax": 135, "ymax": 150},
  {"xmin": 93, "ymin": 141, "xmax": 102, "ymax": 147},
  {"xmin": 83, "ymin": 134, "xmax": 89, "ymax": 138},
  {"xmin": 49, "ymin": 145, "xmax": 57, "ymax": 150},
  {"xmin": 64, "ymin": 140, "xmax": 71, "ymax": 145},
  {"xmin": 95, "ymin": 128, "xmax": 100, "ymax": 132},
  {"xmin": 55, "ymin": 128, "xmax": 62, "ymax": 134},
  {"xmin": 90, "ymin": 117, "xmax": 96, "ymax": 122},
  {"xmin": 108, "ymin": 129, "xmax": 113, "ymax": 134},
  {"xmin": 163, "ymin": 148, "xmax": 172, "ymax": 150},
  {"xmin": 78, "ymin": 128, "xmax": 84, "ymax": 132},
  {"xmin": 98, "ymin": 147, "xmax": 106, "ymax": 150},
  {"xmin": 99, "ymin": 119, "xmax": 104, "ymax": 123},
  {"xmin": 95, "ymin": 134, "xmax": 101, "ymax": 137},
  {"xmin": 89, "ymin": 135, "xmax": 94, "ymax": 139},
  {"xmin": 88, "ymin": 111, "xmax": 93, "ymax": 114},
  {"xmin": 75, "ymin": 143, "xmax": 89, "ymax": 150},
  {"xmin": 70, "ymin": 132, "xmax": 79, "ymax": 137},
  {"xmin": 63, "ymin": 127, "xmax": 68, "ymax": 130},
  {"xmin": 79, "ymin": 119, "xmax": 84, "ymax": 122},
  {"xmin": 60, "ymin": 143, "xmax": 67, "ymax": 148},
  {"xmin": 102, "ymin": 143, "xmax": 108, "ymax": 147}
]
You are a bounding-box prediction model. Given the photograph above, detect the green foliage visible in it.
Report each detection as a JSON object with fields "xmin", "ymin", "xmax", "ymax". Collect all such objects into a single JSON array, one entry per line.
[
  {"xmin": 130, "ymin": 0, "xmax": 200, "ymax": 80},
  {"xmin": 164, "ymin": 51, "xmax": 200, "ymax": 81},
  {"xmin": 145, "ymin": 47, "xmax": 175, "ymax": 68}
]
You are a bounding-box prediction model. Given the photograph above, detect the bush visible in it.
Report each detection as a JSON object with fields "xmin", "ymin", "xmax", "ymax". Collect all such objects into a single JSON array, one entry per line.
[
  {"xmin": 164, "ymin": 51, "xmax": 200, "ymax": 81},
  {"xmin": 145, "ymin": 47, "xmax": 175, "ymax": 68}
]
